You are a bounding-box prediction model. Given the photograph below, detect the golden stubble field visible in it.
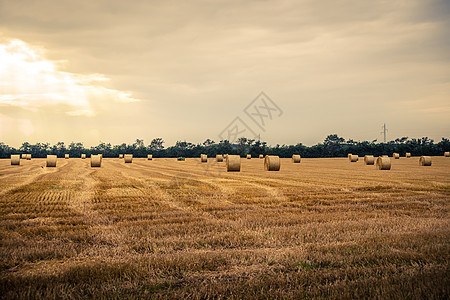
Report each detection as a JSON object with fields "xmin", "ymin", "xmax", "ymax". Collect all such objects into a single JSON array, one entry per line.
[{"xmin": 0, "ymin": 156, "xmax": 449, "ymax": 299}]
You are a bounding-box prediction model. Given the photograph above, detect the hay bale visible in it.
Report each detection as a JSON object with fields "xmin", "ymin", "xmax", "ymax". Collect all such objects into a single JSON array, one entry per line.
[
  {"xmin": 124, "ymin": 154, "xmax": 133, "ymax": 163},
  {"xmin": 376, "ymin": 156, "xmax": 391, "ymax": 170},
  {"xmin": 419, "ymin": 156, "xmax": 431, "ymax": 166},
  {"xmin": 364, "ymin": 155, "xmax": 375, "ymax": 165},
  {"xmin": 292, "ymin": 154, "xmax": 301, "ymax": 163},
  {"xmin": 406, "ymin": 153, "xmax": 411, "ymax": 158},
  {"xmin": 147, "ymin": 154, "xmax": 153, "ymax": 160},
  {"xmin": 201, "ymin": 154, "xmax": 207, "ymax": 163},
  {"xmin": 65, "ymin": 154, "xmax": 69, "ymax": 159},
  {"xmin": 119, "ymin": 154, "xmax": 124, "ymax": 159},
  {"xmin": 227, "ymin": 155, "xmax": 240, "ymax": 172},
  {"xmin": 259, "ymin": 154, "xmax": 264, "ymax": 159},
  {"xmin": 350, "ymin": 155, "xmax": 358, "ymax": 162},
  {"xmin": 246, "ymin": 154, "xmax": 251, "ymax": 159},
  {"xmin": 21, "ymin": 154, "xmax": 26, "ymax": 159},
  {"xmin": 265, "ymin": 155, "xmax": 280, "ymax": 171},
  {"xmin": 90, "ymin": 155, "xmax": 102, "ymax": 167},
  {"xmin": 46, "ymin": 155, "xmax": 57, "ymax": 167},
  {"xmin": 81, "ymin": 154, "xmax": 86, "ymax": 159},
  {"xmin": 11, "ymin": 155, "xmax": 20, "ymax": 165},
  {"xmin": 177, "ymin": 157, "xmax": 185, "ymax": 161},
  {"xmin": 444, "ymin": 152, "xmax": 449, "ymax": 157},
  {"xmin": 393, "ymin": 153, "xmax": 400, "ymax": 159},
  {"xmin": 26, "ymin": 154, "xmax": 31, "ymax": 160},
  {"xmin": 216, "ymin": 155, "xmax": 223, "ymax": 162}
]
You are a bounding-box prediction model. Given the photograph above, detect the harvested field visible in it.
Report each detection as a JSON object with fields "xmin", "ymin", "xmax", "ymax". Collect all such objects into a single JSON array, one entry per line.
[{"xmin": 0, "ymin": 157, "xmax": 449, "ymax": 299}]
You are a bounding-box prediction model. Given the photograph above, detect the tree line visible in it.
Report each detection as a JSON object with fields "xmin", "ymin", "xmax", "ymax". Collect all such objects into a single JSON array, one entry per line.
[{"xmin": 1, "ymin": 135, "xmax": 449, "ymax": 159}]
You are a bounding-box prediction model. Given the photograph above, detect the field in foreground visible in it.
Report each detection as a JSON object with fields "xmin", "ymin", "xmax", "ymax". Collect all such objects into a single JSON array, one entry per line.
[{"xmin": 0, "ymin": 157, "xmax": 449, "ymax": 299}]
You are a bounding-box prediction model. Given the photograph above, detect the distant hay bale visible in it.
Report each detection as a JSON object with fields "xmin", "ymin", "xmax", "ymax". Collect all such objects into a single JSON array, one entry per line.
[
  {"xmin": 11, "ymin": 155, "xmax": 20, "ymax": 165},
  {"xmin": 246, "ymin": 154, "xmax": 251, "ymax": 159},
  {"xmin": 348, "ymin": 154, "xmax": 352, "ymax": 161},
  {"xmin": 419, "ymin": 156, "xmax": 431, "ymax": 166},
  {"xmin": 26, "ymin": 154, "xmax": 31, "ymax": 160},
  {"xmin": 364, "ymin": 155, "xmax": 375, "ymax": 165},
  {"xmin": 81, "ymin": 154, "xmax": 86, "ymax": 159},
  {"xmin": 46, "ymin": 155, "xmax": 57, "ymax": 167},
  {"xmin": 124, "ymin": 154, "xmax": 133, "ymax": 163},
  {"xmin": 90, "ymin": 155, "xmax": 102, "ymax": 167},
  {"xmin": 21, "ymin": 154, "xmax": 26, "ymax": 159},
  {"xmin": 216, "ymin": 155, "xmax": 223, "ymax": 162},
  {"xmin": 393, "ymin": 153, "xmax": 400, "ymax": 159},
  {"xmin": 265, "ymin": 155, "xmax": 280, "ymax": 171},
  {"xmin": 147, "ymin": 155, "xmax": 153, "ymax": 160},
  {"xmin": 226, "ymin": 155, "xmax": 240, "ymax": 172},
  {"xmin": 119, "ymin": 154, "xmax": 123, "ymax": 159},
  {"xmin": 444, "ymin": 152, "xmax": 450, "ymax": 157},
  {"xmin": 177, "ymin": 157, "xmax": 185, "ymax": 161},
  {"xmin": 376, "ymin": 156, "xmax": 391, "ymax": 170},
  {"xmin": 292, "ymin": 154, "xmax": 301, "ymax": 163},
  {"xmin": 259, "ymin": 154, "xmax": 263, "ymax": 159},
  {"xmin": 349, "ymin": 155, "xmax": 358, "ymax": 162},
  {"xmin": 406, "ymin": 153, "xmax": 411, "ymax": 158},
  {"xmin": 201, "ymin": 154, "xmax": 207, "ymax": 163},
  {"xmin": 65, "ymin": 154, "xmax": 69, "ymax": 159}
]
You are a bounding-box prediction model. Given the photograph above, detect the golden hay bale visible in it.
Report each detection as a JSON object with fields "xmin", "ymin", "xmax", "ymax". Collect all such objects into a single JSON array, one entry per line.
[
  {"xmin": 11, "ymin": 155, "xmax": 20, "ymax": 165},
  {"xmin": 376, "ymin": 156, "xmax": 391, "ymax": 170},
  {"xmin": 292, "ymin": 154, "xmax": 301, "ymax": 163},
  {"xmin": 393, "ymin": 153, "xmax": 400, "ymax": 159},
  {"xmin": 406, "ymin": 153, "xmax": 411, "ymax": 158},
  {"xmin": 201, "ymin": 154, "xmax": 207, "ymax": 163},
  {"xmin": 348, "ymin": 154, "xmax": 352, "ymax": 160},
  {"xmin": 26, "ymin": 154, "xmax": 31, "ymax": 160},
  {"xmin": 119, "ymin": 154, "xmax": 124, "ymax": 159},
  {"xmin": 265, "ymin": 155, "xmax": 280, "ymax": 171},
  {"xmin": 46, "ymin": 155, "xmax": 57, "ymax": 167},
  {"xmin": 81, "ymin": 154, "xmax": 86, "ymax": 159},
  {"xmin": 259, "ymin": 154, "xmax": 264, "ymax": 159},
  {"xmin": 65, "ymin": 154, "xmax": 69, "ymax": 159},
  {"xmin": 21, "ymin": 154, "xmax": 26, "ymax": 159},
  {"xmin": 349, "ymin": 155, "xmax": 358, "ymax": 162},
  {"xmin": 90, "ymin": 155, "xmax": 102, "ymax": 167},
  {"xmin": 246, "ymin": 154, "xmax": 251, "ymax": 159},
  {"xmin": 364, "ymin": 155, "xmax": 375, "ymax": 165},
  {"xmin": 124, "ymin": 154, "xmax": 133, "ymax": 163},
  {"xmin": 419, "ymin": 156, "xmax": 431, "ymax": 166},
  {"xmin": 444, "ymin": 152, "xmax": 450, "ymax": 157},
  {"xmin": 226, "ymin": 155, "xmax": 240, "ymax": 172},
  {"xmin": 216, "ymin": 155, "xmax": 223, "ymax": 162},
  {"xmin": 147, "ymin": 154, "xmax": 153, "ymax": 160}
]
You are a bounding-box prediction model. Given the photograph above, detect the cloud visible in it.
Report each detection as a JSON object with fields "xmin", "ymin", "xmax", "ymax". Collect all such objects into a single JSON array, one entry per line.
[{"xmin": 0, "ymin": 39, "xmax": 139, "ymax": 116}]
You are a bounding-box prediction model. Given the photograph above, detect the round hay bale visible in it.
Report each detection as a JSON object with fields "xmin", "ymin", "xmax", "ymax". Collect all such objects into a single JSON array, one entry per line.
[
  {"xmin": 124, "ymin": 154, "xmax": 133, "ymax": 163},
  {"xmin": 364, "ymin": 155, "xmax": 375, "ymax": 165},
  {"xmin": 11, "ymin": 155, "xmax": 20, "ymax": 165},
  {"xmin": 90, "ymin": 155, "xmax": 102, "ymax": 167},
  {"xmin": 259, "ymin": 154, "xmax": 264, "ymax": 159},
  {"xmin": 46, "ymin": 155, "xmax": 57, "ymax": 167},
  {"xmin": 65, "ymin": 154, "xmax": 69, "ymax": 159},
  {"xmin": 226, "ymin": 155, "xmax": 240, "ymax": 172},
  {"xmin": 393, "ymin": 153, "xmax": 400, "ymax": 159},
  {"xmin": 419, "ymin": 156, "xmax": 431, "ymax": 166},
  {"xmin": 147, "ymin": 154, "xmax": 153, "ymax": 160},
  {"xmin": 264, "ymin": 155, "xmax": 280, "ymax": 171},
  {"xmin": 21, "ymin": 154, "xmax": 26, "ymax": 159},
  {"xmin": 246, "ymin": 154, "xmax": 251, "ymax": 159},
  {"xmin": 119, "ymin": 154, "xmax": 124, "ymax": 159},
  {"xmin": 350, "ymin": 155, "xmax": 358, "ymax": 162},
  {"xmin": 216, "ymin": 155, "xmax": 223, "ymax": 162},
  {"xmin": 444, "ymin": 152, "xmax": 449, "ymax": 157},
  {"xmin": 405, "ymin": 153, "xmax": 411, "ymax": 158},
  {"xmin": 201, "ymin": 154, "xmax": 207, "ymax": 163},
  {"xmin": 292, "ymin": 154, "xmax": 301, "ymax": 163},
  {"xmin": 26, "ymin": 154, "xmax": 31, "ymax": 160},
  {"xmin": 81, "ymin": 154, "xmax": 86, "ymax": 159},
  {"xmin": 376, "ymin": 156, "xmax": 391, "ymax": 170}
]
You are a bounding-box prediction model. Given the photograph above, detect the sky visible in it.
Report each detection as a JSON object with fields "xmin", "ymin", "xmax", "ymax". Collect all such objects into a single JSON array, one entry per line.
[{"xmin": 0, "ymin": 0, "xmax": 449, "ymax": 148}]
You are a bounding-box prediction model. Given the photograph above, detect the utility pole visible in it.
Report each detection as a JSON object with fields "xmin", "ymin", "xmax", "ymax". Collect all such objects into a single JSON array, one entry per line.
[{"xmin": 381, "ymin": 123, "xmax": 388, "ymax": 143}]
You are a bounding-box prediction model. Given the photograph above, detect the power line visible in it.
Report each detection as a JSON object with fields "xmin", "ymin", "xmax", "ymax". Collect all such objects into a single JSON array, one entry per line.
[{"xmin": 380, "ymin": 123, "xmax": 388, "ymax": 143}]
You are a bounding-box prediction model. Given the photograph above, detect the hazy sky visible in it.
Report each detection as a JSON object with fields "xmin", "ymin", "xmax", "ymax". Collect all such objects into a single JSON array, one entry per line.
[{"xmin": 1, "ymin": 0, "xmax": 449, "ymax": 147}]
